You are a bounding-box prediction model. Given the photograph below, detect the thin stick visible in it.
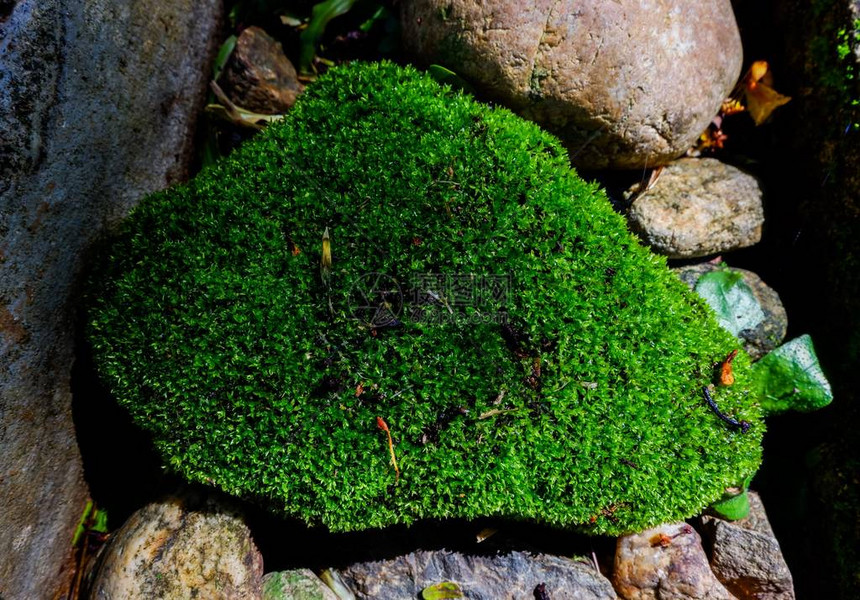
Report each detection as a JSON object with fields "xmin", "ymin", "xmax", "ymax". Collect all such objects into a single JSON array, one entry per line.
[{"xmin": 376, "ymin": 416, "xmax": 400, "ymax": 482}]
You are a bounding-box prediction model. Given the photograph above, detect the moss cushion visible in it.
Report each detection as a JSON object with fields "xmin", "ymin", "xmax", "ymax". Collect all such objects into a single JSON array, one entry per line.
[{"xmin": 87, "ymin": 61, "xmax": 762, "ymax": 535}]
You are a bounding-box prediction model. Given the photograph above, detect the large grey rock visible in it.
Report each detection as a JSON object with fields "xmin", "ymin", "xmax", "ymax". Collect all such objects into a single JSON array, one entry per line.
[
  {"xmin": 613, "ymin": 522, "xmax": 736, "ymax": 600},
  {"xmin": 401, "ymin": 0, "xmax": 742, "ymax": 169},
  {"xmin": 87, "ymin": 496, "xmax": 264, "ymax": 600},
  {"xmin": 338, "ymin": 549, "xmax": 616, "ymax": 600},
  {"xmin": 0, "ymin": 0, "xmax": 221, "ymax": 597},
  {"xmin": 674, "ymin": 264, "xmax": 788, "ymax": 360},
  {"xmin": 627, "ymin": 158, "xmax": 764, "ymax": 258},
  {"xmin": 701, "ymin": 492, "xmax": 795, "ymax": 600}
]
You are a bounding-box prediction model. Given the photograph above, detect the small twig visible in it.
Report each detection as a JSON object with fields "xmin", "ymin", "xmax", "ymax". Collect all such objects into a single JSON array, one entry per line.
[
  {"xmin": 702, "ymin": 387, "xmax": 750, "ymax": 433},
  {"xmin": 376, "ymin": 416, "xmax": 400, "ymax": 482}
]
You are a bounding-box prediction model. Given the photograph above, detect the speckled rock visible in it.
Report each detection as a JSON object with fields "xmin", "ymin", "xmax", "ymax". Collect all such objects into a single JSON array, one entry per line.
[
  {"xmin": 627, "ymin": 158, "xmax": 764, "ymax": 258},
  {"xmin": 674, "ymin": 264, "xmax": 787, "ymax": 360},
  {"xmin": 87, "ymin": 496, "xmax": 264, "ymax": 600},
  {"xmin": 701, "ymin": 492, "xmax": 795, "ymax": 600},
  {"xmin": 263, "ymin": 569, "xmax": 338, "ymax": 600},
  {"xmin": 338, "ymin": 549, "xmax": 616, "ymax": 600},
  {"xmin": 401, "ymin": 0, "xmax": 742, "ymax": 169},
  {"xmin": 613, "ymin": 522, "xmax": 736, "ymax": 600},
  {"xmin": 220, "ymin": 26, "xmax": 303, "ymax": 114},
  {"xmin": 0, "ymin": 0, "xmax": 222, "ymax": 597}
]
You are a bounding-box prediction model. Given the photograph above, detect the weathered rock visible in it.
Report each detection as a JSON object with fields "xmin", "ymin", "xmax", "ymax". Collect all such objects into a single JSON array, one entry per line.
[
  {"xmin": 87, "ymin": 495, "xmax": 264, "ymax": 599},
  {"xmin": 220, "ymin": 25, "xmax": 303, "ymax": 114},
  {"xmin": 0, "ymin": 0, "xmax": 222, "ymax": 596},
  {"xmin": 613, "ymin": 522, "xmax": 736, "ymax": 600},
  {"xmin": 338, "ymin": 549, "xmax": 616, "ymax": 600},
  {"xmin": 701, "ymin": 492, "xmax": 795, "ymax": 600},
  {"xmin": 263, "ymin": 569, "xmax": 338, "ymax": 600},
  {"xmin": 674, "ymin": 264, "xmax": 788, "ymax": 360},
  {"xmin": 401, "ymin": 0, "xmax": 742, "ymax": 169},
  {"xmin": 627, "ymin": 158, "xmax": 764, "ymax": 258}
]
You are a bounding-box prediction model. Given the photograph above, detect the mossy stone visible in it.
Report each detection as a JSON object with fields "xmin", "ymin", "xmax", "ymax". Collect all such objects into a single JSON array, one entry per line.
[{"xmin": 87, "ymin": 61, "xmax": 762, "ymax": 535}]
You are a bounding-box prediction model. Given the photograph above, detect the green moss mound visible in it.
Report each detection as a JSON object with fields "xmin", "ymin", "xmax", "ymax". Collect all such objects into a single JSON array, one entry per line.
[{"xmin": 87, "ymin": 61, "xmax": 762, "ymax": 535}]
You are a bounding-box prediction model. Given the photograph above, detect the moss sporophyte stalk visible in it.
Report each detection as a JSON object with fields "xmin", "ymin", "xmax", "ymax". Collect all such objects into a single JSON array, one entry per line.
[{"xmin": 86, "ymin": 61, "xmax": 762, "ymax": 535}]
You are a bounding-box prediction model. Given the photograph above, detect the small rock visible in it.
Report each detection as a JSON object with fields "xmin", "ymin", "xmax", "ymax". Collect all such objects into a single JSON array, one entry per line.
[
  {"xmin": 701, "ymin": 491, "xmax": 795, "ymax": 600},
  {"xmin": 401, "ymin": 0, "xmax": 742, "ymax": 169},
  {"xmin": 627, "ymin": 158, "xmax": 764, "ymax": 258},
  {"xmin": 613, "ymin": 522, "xmax": 736, "ymax": 600},
  {"xmin": 220, "ymin": 26, "xmax": 303, "ymax": 114},
  {"xmin": 88, "ymin": 495, "xmax": 264, "ymax": 600},
  {"xmin": 337, "ymin": 549, "xmax": 616, "ymax": 600},
  {"xmin": 674, "ymin": 263, "xmax": 788, "ymax": 360},
  {"xmin": 263, "ymin": 569, "xmax": 337, "ymax": 600}
]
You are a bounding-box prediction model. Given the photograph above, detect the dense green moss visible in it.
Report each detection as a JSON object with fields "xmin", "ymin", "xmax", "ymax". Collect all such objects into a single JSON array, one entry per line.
[{"xmin": 87, "ymin": 61, "xmax": 762, "ymax": 535}]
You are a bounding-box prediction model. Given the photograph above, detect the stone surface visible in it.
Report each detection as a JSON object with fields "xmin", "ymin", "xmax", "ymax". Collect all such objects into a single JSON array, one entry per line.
[
  {"xmin": 263, "ymin": 569, "xmax": 338, "ymax": 600},
  {"xmin": 627, "ymin": 158, "xmax": 764, "ymax": 258},
  {"xmin": 701, "ymin": 492, "xmax": 795, "ymax": 600},
  {"xmin": 220, "ymin": 25, "xmax": 303, "ymax": 114},
  {"xmin": 613, "ymin": 522, "xmax": 736, "ymax": 600},
  {"xmin": 0, "ymin": 0, "xmax": 222, "ymax": 597},
  {"xmin": 674, "ymin": 264, "xmax": 788, "ymax": 360},
  {"xmin": 338, "ymin": 549, "xmax": 616, "ymax": 600},
  {"xmin": 87, "ymin": 495, "xmax": 264, "ymax": 599},
  {"xmin": 401, "ymin": 0, "xmax": 742, "ymax": 169}
]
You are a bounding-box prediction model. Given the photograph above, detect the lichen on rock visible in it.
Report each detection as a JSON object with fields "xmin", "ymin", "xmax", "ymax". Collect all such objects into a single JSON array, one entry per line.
[{"xmin": 86, "ymin": 61, "xmax": 762, "ymax": 535}]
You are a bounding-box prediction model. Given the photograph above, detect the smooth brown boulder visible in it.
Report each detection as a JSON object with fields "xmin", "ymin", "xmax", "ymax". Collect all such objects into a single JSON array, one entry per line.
[{"xmin": 401, "ymin": 0, "xmax": 742, "ymax": 169}]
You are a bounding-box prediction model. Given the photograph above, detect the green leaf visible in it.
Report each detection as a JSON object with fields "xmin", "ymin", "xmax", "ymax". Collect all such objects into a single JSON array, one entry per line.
[
  {"xmin": 421, "ymin": 582, "xmax": 464, "ymax": 599},
  {"xmin": 212, "ymin": 35, "xmax": 238, "ymax": 83},
  {"xmin": 427, "ymin": 65, "xmax": 475, "ymax": 94},
  {"xmin": 710, "ymin": 489, "xmax": 750, "ymax": 520},
  {"xmin": 694, "ymin": 270, "xmax": 765, "ymax": 337},
  {"xmin": 71, "ymin": 500, "xmax": 93, "ymax": 547},
  {"xmin": 751, "ymin": 334, "xmax": 833, "ymax": 415},
  {"xmin": 299, "ymin": 0, "xmax": 356, "ymax": 74},
  {"xmin": 92, "ymin": 509, "xmax": 109, "ymax": 534}
]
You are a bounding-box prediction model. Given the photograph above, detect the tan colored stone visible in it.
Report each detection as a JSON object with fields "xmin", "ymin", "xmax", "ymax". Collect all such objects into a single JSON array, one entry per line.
[
  {"xmin": 401, "ymin": 0, "xmax": 742, "ymax": 169},
  {"xmin": 613, "ymin": 522, "xmax": 736, "ymax": 599}
]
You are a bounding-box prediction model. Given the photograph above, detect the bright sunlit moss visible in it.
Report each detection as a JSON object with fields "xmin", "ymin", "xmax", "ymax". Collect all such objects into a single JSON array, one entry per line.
[{"xmin": 87, "ymin": 61, "xmax": 762, "ymax": 534}]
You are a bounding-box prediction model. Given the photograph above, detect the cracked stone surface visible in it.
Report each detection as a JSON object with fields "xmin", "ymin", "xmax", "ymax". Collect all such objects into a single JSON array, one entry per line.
[
  {"xmin": 401, "ymin": 0, "xmax": 742, "ymax": 169},
  {"xmin": 88, "ymin": 495, "xmax": 264, "ymax": 600}
]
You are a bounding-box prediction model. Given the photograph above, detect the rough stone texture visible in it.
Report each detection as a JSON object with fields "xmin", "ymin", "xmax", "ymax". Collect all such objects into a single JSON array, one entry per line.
[
  {"xmin": 400, "ymin": 0, "xmax": 742, "ymax": 169},
  {"xmin": 87, "ymin": 495, "xmax": 264, "ymax": 600},
  {"xmin": 263, "ymin": 569, "xmax": 338, "ymax": 600},
  {"xmin": 627, "ymin": 158, "xmax": 764, "ymax": 258},
  {"xmin": 674, "ymin": 264, "xmax": 787, "ymax": 360},
  {"xmin": 338, "ymin": 549, "xmax": 617, "ymax": 600},
  {"xmin": 701, "ymin": 492, "xmax": 795, "ymax": 600},
  {"xmin": 220, "ymin": 25, "xmax": 304, "ymax": 114},
  {"xmin": 613, "ymin": 522, "xmax": 736, "ymax": 600},
  {"xmin": 0, "ymin": 0, "xmax": 222, "ymax": 597}
]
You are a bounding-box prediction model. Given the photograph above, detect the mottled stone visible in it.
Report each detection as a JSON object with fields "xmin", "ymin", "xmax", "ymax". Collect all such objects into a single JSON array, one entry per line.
[
  {"xmin": 338, "ymin": 549, "xmax": 616, "ymax": 600},
  {"xmin": 88, "ymin": 496, "xmax": 264, "ymax": 599},
  {"xmin": 627, "ymin": 158, "xmax": 764, "ymax": 258},
  {"xmin": 263, "ymin": 569, "xmax": 338, "ymax": 600},
  {"xmin": 0, "ymin": 0, "xmax": 222, "ymax": 597},
  {"xmin": 701, "ymin": 492, "xmax": 795, "ymax": 600},
  {"xmin": 674, "ymin": 264, "xmax": 788, "ymax": 360},
  {"xmin": 220, "ymin": 25, "xmax": 303, "ymax": 114},
  {"xmin": 614, "ymin": 522, "xmax": 736, "ymax": 599},
  {"xmin": 401, "ymin": 0, "xmax": 742, "ymax": 169}
]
